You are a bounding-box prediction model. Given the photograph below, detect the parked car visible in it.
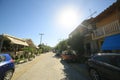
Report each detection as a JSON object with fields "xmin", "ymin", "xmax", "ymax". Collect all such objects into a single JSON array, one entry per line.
[
  {"xmin": 87, "ymin": 53, "xmax": 120, "ymax": 80},
  {"xmin": 0, "ymin": 53, "xmax": 15, "ymax": 80},
  {"xmin": 61, "ymin": 50, "xmax": 78, "ymax": 62}
]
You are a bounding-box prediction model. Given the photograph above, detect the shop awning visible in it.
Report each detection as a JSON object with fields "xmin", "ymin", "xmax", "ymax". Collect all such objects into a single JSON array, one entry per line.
[
  {"xmin": 3, "ymin": 34, "xmax": 29, "ymax": 46},
  {"xmin": 101, "ymin": 34, "xmax": 120, "ymax": 50}
]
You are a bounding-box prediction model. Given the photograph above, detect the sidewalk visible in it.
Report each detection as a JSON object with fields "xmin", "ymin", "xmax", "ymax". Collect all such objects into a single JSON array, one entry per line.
[{"xmin": 70, "ymin": 63, "xmax": 91, "ymax": 80}]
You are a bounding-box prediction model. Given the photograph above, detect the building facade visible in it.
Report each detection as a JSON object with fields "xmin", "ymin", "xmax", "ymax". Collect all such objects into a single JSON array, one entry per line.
[
  {"xmin": 92, "ymin": 1, "xmax": 120, "ymax": 52},
  {"xmin": 69, "ymin": 0, "xmax": 120, "ymax": 56}
]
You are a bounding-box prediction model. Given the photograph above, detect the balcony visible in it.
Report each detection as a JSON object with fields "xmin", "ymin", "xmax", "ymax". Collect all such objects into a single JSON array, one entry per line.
[{"xmin": 92, "ymin": 20, "xmax": 120, "ymax": 40}]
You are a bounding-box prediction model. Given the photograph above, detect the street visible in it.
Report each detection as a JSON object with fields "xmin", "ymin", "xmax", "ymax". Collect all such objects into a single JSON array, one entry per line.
[{"xmin": 12, "ymin": 52, "xmax": 90, "ymax": 80}]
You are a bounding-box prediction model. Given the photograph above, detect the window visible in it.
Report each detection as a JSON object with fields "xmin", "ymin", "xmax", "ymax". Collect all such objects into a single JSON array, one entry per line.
[
  {"xmin": 0, "ymin": 55, "xmax": 6, "ymax": 62},
  {"xmin": 93, "ymin": 55, "xmax": 111, "ymax": 64},
  {"xmin": 94, "ymin": 55, "xmax": 120, "ymax": 67}
]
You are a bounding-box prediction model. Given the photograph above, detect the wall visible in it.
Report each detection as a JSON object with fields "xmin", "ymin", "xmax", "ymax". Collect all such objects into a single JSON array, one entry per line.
[{"xmin": 96, "ymin": 11, "xmax": 118, "ymax": 28}]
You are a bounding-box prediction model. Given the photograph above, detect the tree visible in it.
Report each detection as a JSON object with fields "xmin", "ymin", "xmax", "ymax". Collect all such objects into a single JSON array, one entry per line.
[
  {"xmin": 38, "ymin": 44, "xmax": 52, "ymax": 53},
  {"xmin": 54, "ymin": 39, "xmax": 68, "ymax": 54},
  {"xmin": 68, "ymin": 32, "xmax": 84, "ymax": 55}
]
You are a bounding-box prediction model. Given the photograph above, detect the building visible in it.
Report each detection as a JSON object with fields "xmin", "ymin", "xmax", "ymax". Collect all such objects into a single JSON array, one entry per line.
[
  {"xmin": 69, "ymin": 0, "xmax": 120, "ymax": 55},
  {"xmin": 0, "ymin": 34, "xmax": 29, "ymax": 58},
  {"xmin": 92, "ymin": 0, "xmax": 120, "ymax": 52},
  {"xmin": 81, "ymin": 18, "xmax": 96, "ymax": 56},
  {"xmin": 69, "ymin": 18, "xmax": 94, "ymax": 55}
]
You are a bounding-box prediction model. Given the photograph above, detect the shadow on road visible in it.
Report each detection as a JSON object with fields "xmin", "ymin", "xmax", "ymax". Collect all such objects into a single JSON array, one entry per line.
[
  {"xmin": 53, "ymin": 54, "xmax": 61, "ymax": 59},
  {"xmin": 60, "ymin": 60, "xmax": 90, "ymax": 80}
]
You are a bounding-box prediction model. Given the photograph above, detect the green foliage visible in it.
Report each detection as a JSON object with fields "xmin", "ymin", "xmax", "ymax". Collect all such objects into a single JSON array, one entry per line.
[
  {"xmin": 22, "ymin": 46, "xmax": 36, "ymax": 60},
  {"xmin": 54, "ymin": 32, "xmax": 85, "ymax": 55},
  {"xmin": 23, "ymin": 47, "xmax": 32, "ymax": 52},
  {"xmin": 54, "ymin": 39, "xmax": 68, "ymax": 54},
  {"xmin": 38, "ymin": 44, "xmax": 52, "ymax": 53},
  {"xmin": 38, "ymin": 49, "xmax": 42, "ymax": 53},
  {"xmin": 68, "ymin": 32, "xmax": 84, "ymax": 54}
]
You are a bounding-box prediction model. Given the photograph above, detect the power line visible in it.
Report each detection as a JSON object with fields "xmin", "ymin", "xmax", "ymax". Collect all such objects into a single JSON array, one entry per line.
[{"xmin": 87, "ymin": 9, "xmax": 97, "ymax": 19}]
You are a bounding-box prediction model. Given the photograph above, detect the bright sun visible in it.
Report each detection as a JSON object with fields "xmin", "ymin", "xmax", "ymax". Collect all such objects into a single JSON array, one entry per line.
[{"xmin": 56, "ymin": 6, "xmax": 79, "ymax": 30}]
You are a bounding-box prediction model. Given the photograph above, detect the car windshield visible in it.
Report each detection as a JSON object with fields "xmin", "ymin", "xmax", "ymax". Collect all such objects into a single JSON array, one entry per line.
[
  {"xmin": 0, "ymin": 0, "xmax": 119, "ymax": 80},
  {"xmin": 0, "ymin": 55, "xmax": 5, "ymax": 62}
]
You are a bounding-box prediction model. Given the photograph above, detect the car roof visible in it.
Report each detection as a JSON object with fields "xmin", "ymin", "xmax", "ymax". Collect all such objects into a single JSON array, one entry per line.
[
  {"xmin": 0, "ymin": 53, "xmax": 10, "ymax": 56},
  {"xmin": 0, "ymin": 53, "xmax": 12, "ymax": 60}
]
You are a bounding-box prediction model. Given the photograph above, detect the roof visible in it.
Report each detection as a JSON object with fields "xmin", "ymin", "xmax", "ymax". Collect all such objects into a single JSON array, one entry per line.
[
  {"xmin": 94, "ymin": 1, "xmax": 119, "ymax": 22},
  {"xmin": 25, "ymin": 39, "xmax": 37, "ymax": 48},
  {"xmin": 69, "ymin": 18, "xmax": 94, "ymax": 37},
  {"xmin": 2, "ymin": 34, "xmax": 29, "ymax": 46}
]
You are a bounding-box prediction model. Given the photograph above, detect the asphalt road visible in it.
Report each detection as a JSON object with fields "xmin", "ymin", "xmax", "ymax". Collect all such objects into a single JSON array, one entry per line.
[{"xmin": 12, "ymin": 52, "xmax": 90, "ymax": 80}]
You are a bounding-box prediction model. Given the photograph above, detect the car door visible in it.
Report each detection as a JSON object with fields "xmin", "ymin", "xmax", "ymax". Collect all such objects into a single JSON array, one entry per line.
[
  {"xmin": 107, "ymin": 55, "xmax": 120, "ymax": 80},
  {"xmin": 92, "ymin": 55, "xmax": 113, "ymax": 79},
  {"xmin": 97, "ymin": 55, "xmax": 120, "ymax": 80}
]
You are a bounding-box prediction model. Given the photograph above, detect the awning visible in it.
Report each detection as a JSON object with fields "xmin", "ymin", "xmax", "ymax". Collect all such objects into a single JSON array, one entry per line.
[
  {"xmin": 101, "ymin": 34, "xmax": 120, "ymax": 50},
  {"xmin": 3, "ymin": 34, "xmax": 29, "ymax": 46}
]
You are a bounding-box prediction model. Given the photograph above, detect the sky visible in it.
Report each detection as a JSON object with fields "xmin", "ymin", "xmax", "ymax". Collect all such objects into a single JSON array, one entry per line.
[{"xmin": 0, "ymin": 0, "xmax": 117, "ymax": 47}]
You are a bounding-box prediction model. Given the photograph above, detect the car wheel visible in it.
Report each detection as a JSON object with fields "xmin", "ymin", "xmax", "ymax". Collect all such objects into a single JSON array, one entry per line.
[
  {"xmin": 90, "ymin": 69, "xmax": 100, "ymax": 80},
  {"xmin": 4, "ymin": 70, "xmax": 13, "ymax": 80}
]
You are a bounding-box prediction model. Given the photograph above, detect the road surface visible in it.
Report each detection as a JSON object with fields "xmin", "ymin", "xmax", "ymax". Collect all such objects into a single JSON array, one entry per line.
[{"xmin": 12, "ymin": 52, "xmax": 90, "ymax": 80}]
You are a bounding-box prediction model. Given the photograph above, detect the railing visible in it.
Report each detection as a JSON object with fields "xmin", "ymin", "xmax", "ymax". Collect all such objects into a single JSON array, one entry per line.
[{"xmin": 92, "ymin": 20, "xmax": 120, "ymax": 40}]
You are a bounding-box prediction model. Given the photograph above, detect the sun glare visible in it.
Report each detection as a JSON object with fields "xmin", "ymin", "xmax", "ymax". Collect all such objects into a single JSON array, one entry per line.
[{"xmin": 56, "ymin": 6, "xmax": 80, "ymax": 30}]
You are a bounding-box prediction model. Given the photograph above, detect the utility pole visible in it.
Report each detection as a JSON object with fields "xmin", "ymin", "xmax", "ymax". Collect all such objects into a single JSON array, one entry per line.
[{"xmin": 39, "ymin": 33, "xmax": 44, "ymax": 45}]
